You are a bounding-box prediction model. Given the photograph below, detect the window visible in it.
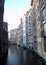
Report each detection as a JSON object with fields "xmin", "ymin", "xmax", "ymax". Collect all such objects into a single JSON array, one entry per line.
[
  {"xmin": 29, "ymin": 16, "xmax": 31, "ymax": 21},
  {"xmin": 44, "ymin": 38, "xmax": 46, "ymax": 52},
  {"xmin": 29, "ymin": 22, "xmax": 31, "ymax": 27},
  {"xmin": 42, "ymin": 21, "xmax": 46, "ymax": 52},
  {"xmin": 42, "ymin": 0, "xmax": 44, "ymax": 7},
  {"xmin": 43, "ymin": 8, "xmax": 46, "ymax": 21},
  {"xmin": 34, "ymin": 36, "xmax": 36, "ymax": 39},
  {"xmin": 44, "ymin": 22, "xmax": 46, "ymax": 36},
  {"xmin": 29, "ymin": 29, "xmax": 31, "ymax": 33},
  {"xmin": 33, "ymin": 23, "xmax": 35, "ymax": 26}
]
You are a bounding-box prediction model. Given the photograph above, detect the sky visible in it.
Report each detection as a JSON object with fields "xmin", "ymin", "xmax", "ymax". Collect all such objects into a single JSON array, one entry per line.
[{"xmin": 4, "ymin": 0, "xmax": 31, "ymax": 31}]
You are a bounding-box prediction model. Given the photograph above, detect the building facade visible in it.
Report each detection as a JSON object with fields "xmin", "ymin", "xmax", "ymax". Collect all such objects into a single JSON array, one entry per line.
[
  {"xmin": 0, "ymin": 0, "xmax": 8, "ymax": 59},
  {"xmin": 3, "ymin": 22, "xmax": 8, "ymax": 56},
  {"xmin": 31, "ymin": 0, "xmax": 46, "ymax": 60},
  {"xmin": 41, "ymin": 0, "xmax": 46, "ymax": 60},
  {"xmin": 25, "ymin": 11, "xmax": 29, "ymax": 48},
  {"xmin": 23, "ymin": 16, "xmax": 26, "ymax": 48},
  {"xmin": 17, "ymin": 19, "xmax": 23, "ymax": 47},
  {"xmin": 31, "ymin": 0, "xmax": 42, "ymax": 54},
  {"xmin": 24, "ymin": 8, "xmax": 35, "ymax": 50},
  {"xmin": 27, "ymin": 9, "xmax": 34, "ymax": 50},
  {"xmin": 10, "ymin": 29, "xmax": 17, "ymax": 45}
]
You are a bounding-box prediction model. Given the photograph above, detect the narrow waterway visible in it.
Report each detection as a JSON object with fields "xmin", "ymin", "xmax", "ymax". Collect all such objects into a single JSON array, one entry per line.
[{"xmin": 1, "ymin": 45, "xmax": 44, "ymax": 65}]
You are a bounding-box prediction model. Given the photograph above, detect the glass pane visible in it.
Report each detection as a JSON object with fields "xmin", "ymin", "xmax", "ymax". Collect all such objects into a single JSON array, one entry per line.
[
  {"xmin": 44, "ymin": 38, "xmax": 46, "ymax": 52},
  {"xmin": 42, "ymin": 0, "xmax": 44, "ymax": 6},
  {"xmin": 44, "ymin": 23, "xmax": 46, "ymax": 36}
]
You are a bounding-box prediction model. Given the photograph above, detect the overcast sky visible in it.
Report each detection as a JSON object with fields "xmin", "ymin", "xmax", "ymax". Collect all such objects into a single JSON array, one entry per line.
[{"xmin": 4, "ymin": 0, "xmax": 31, "ymax": 31}]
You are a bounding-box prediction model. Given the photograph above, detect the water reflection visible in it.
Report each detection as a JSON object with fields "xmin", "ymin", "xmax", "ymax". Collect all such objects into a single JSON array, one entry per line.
[{"xmin": 2, "ymin": 45, "xmax": 44, "ymax": 65}]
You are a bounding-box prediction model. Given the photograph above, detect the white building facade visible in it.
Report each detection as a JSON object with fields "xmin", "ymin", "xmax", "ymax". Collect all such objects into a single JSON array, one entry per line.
[
  {"xmin": 17, "ymin": 19, "xmax": 23, "ymax": 47},
  {"xmin": 27, "ymin": 9, "xmax": 34, "ymax": 50},
  {"xmin": 24, "ymin": 9, "xmax": 35, "ymax": 50},
  {"xmin": 10, "ymin": 29, "xmax": 17, "ymax": 45},
  {"xmin": 23, "ymin": 17, "xmax": 26, "ymax": 48}
]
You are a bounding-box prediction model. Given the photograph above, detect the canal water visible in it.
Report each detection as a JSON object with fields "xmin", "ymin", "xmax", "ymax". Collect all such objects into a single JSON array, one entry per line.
[{"xmin": 1, "ymin": 45, "xmax": 44, "ymax": 65}]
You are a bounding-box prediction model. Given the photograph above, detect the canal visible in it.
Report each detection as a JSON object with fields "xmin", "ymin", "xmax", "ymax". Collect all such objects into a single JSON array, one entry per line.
[{"xmin": 0, "ymin": 45, "xmax": 44, "ymax": 65}]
